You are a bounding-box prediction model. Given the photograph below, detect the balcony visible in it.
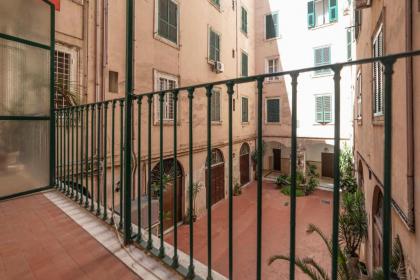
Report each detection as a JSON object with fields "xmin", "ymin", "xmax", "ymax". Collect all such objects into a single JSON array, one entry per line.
[{"xmin": 1, "ymin": 1, "xmax": 420, "ymax": 279}]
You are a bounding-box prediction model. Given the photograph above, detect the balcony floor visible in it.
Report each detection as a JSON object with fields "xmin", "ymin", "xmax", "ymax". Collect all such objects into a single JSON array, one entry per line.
[{"xmin": 0, "ymin": 193, "xmax": 141, "ymax": 280}]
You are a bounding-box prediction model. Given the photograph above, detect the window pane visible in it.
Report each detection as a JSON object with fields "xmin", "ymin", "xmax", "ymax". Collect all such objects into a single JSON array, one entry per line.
[
  {"xmin": 242, "ymin": 97, "xmax": 248, "ymax": 122},
  {"xmin": 266, "ymin": 14, "xmax": 276, "ymax": 39},
  {"xmin": 266, "ymin": 99, "xmax": 280, "ymax": 123}
]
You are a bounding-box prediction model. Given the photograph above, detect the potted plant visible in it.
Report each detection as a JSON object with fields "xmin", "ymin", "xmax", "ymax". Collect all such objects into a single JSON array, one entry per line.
[
  {"xmin": 186, "ymin": 182, "xmax": 202, "ymax": 222},
  {"xmin": 275, "ymin": 174, "xmax": 290, "ymax": 188},
  {"xmin": 233, "ymin": 181, "xmax": 242, "ymax": 196},
  {"xmin": 304, "ymin": 164, "xmax": 319, "ymax": 195}
]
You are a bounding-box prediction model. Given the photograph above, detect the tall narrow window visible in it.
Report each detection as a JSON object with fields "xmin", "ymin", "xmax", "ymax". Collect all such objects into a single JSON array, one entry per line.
[
  {"xmin": 308, "ymin": 1, "xmax": 315, "ymax": 28},
  {"xmin": 265, "ymin": 12, "xmax": 279, "ymax": 40},
  {"xmin": 347, "ymin": 29, "xmax": 352, "ymax": 61},
  {"xmin": 356, "ymin": 70, "xmax": 362, "ymax": 120},
  {"xmin": 209, "ymin": 28, "xmax": 221, "ymax": 62},
  {"xmin": 241, "ymin": 51, "xmax": 248, "ymax": 77},
  {"xmin": 266, "ymin": 57, "xmax": 280, "ymax": 81},
  {"xmin": 241, "ymin": 7, "xmax": 248, "ymax": 34},
  {"xmin": 211, "ymin": 89, "xmax": 221, "ymax": 122},
  {"xmin": 242, "ymin": 97, "xmax": 249, "ymax": 123},
  {"xmin": 329, "ymin": 0, "xmax": 338, "ymax": 22},
  {"xmin": 154, "ymin": 71, "xmax": 178, "ymax": 121},
  {"xmin": 157, "ymin": 0, "xmax": 178, "ymax": 44},
  {"xmin": 266, "ymin": 98, "xmax": 280, "ymax": 123},
  {"xmin": 109, "ymin": 71, "xmax": 118, "ymax": 93},
  {"xmin": 315, "ymin": 95, "xmax": 332, "ymax": 124},
  {"xmin": 314, "ymin": 46, "xmax": 331, "ymax": 75},
  {"xmin": 309, "ymin": 0, "xmax": 338, "ymax": 28},
  {"xmin": 54, "ymin": 46, "xmax": 78, "ymax": 109},
  {"xmin": 373, "ymin": 25, "xmax": 384, "ymax": 116}
]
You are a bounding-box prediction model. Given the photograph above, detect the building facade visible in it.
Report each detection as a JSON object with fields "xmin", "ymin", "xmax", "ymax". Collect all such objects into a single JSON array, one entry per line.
[
  {"xmin": 254, "ymin": 0, "xmax": 354, "ymax": 184},
  {"xmin": 353, "ymin": 0, "xmax": 420, "ymax": 278}
]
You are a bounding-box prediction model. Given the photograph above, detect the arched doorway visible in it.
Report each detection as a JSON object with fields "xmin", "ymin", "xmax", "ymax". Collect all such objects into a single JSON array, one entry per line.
[
  {"xmin": 240, "ymin": 143, "xmax": 250, "ymax": 186},
  {"xmin": 151, "ymin": 159, "xmax": 183, "ymax": 231},
  {"xmin": 372, "ymin": 187, "xmax": 383, "ymax": 268},
  {"xmin": 206, "ymin": 149, "xmax": 225, "ymax": 206}
]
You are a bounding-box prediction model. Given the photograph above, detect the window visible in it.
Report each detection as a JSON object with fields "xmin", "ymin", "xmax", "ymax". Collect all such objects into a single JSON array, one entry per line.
[
  {"xmin": 354, "ymin": 9, "xmax": 362, "ymax": 40},
  {"xmin": 109, "ymin": 71, "xmax": 118, "ymax": 93},
  {"xmin": 209, "ymin": 28, "xmax": 221, "ymax": 62},
  {"xmin": 54, "ymin": 45, "xmax": 78, "ymax": 109},
  {"xmin": 211, "ymin": 89, "xmax": 221, "ymax": 122},
  {"xmin": 265, "ymin": 12, "xmax": 279, "ymax": 40},
  {"xmin": 266, "ymin": 57, "xmax": 280, "ymax": 81},
  {"xmin": 242, "ymin": 97, "xmax": 249, "ymax": 123},
  {"xmin": 241, "ymin": 51, "xmax": 248, "ymax": 77},
  {"xmin": 356, "ymin": 70, "xmax": 362, "ymax": 120},
  {"xmin": 266, "ymin": 98, "xmax": 280, "ymax": 123},
  {"xmin": 308, "ymin": 0, "xmax": 338, "ymax": 28},
  {"xmin": 154, "ymin": 71, "xmax": 178, "ymax": 121},
  {"xmin": 315, "ymin": 95, "xmax": 332, "ymax": 124},
  {"xmin": 373, "ymin": 25, "xmax": 384, "ymax": 116},
  {"xmin": 347, "ymin": 29, "xmax": 352, "ymax": 61},
  {"xmin": 314, "ymin": 46, "xmax": 331, "ymax": 75},
  {"xmin": 157, "ymin": 0, "xmax": 178, "ymax": 44},
  {"xmin": 241, "ymin": 7, "xmax": 248, "ymax": 34}
]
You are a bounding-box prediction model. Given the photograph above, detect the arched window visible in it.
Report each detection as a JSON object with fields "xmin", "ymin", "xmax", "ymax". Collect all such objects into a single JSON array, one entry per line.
[
  {"xmin": 206, "ymin": 149, "xmax": 224, "ymax": 168},
  {"xmin": 151, "ymin": 159, "xmax": 183, "ymax": 183},
  {"xmin": 240, "ymin": 143, "xmax": 250, "ymax": 156}
]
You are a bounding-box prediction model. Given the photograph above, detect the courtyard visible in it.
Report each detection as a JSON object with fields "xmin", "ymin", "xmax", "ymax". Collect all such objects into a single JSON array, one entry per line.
[{"xmin": 165, "ymin": 182, "xmax": 333, "ymax": 279}]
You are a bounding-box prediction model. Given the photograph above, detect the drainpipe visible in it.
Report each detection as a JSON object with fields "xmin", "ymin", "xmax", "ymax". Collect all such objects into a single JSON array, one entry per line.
[
  {"xmin": 83, "ymin": 0, "xmax": 90, "ymax": 103},
  {"xmin": 94, "ymin": 0, "xmax": 101, "ymax": 103},
  {"xmin": 405, "ymin": 0, "xmax": 415, "ymax": 231},
  {"xmin": 102, "ymin": 0, "xmax": 108, "ymax": 102}
]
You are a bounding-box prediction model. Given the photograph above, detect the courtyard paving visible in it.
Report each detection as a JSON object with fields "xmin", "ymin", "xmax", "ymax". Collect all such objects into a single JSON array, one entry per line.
[{"xmin": 165, "ymin": 181, "xmax": 334, "ymax": 279}]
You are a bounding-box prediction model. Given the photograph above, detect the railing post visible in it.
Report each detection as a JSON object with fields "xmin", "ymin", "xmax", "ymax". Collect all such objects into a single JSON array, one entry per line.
[
  {"xmin": 331, "ymin": 65, "xmax": 342, "ymax": 280},
  {"xmin": 147, "ymin": 94, "xmax": 153, "ymax": 250},
  {"xmin": 172, "ymin": 89, "xmax": 179, "ymax": 267},
  {"xmin": 136, "ymin": 96, "xmax": 143, "ymax": 242},
  {"xmin": 158, "ymin": 92, "xmax": 165, "ymax": 258},
  {"xmin": 226, "ymin": 81, "xmax": 235, "ymax": 280},
  {"xmin": 97, "ymin": 103, "xmax": 102, "ymax": 216},
  {"xmin": 186, "ymin": 88, "xmax": 195, "ymax": 279},
  {"xmin": 256, "ymin": 78, "xmax": 264, "ymax": 280},
  {"xmin": 382, "ymin": 58, "xmax": 396, "ymax": 280},
  {"xmin": 206, "ymin": 84, "xmax": 213, "ymax": 280},
  {"xmin": 289, "ymin": 72, "xmax": 299, "ymax": 280},
  {"xmin": 49, "ymin": 3, "xmax": 55, "ymax": 188}
]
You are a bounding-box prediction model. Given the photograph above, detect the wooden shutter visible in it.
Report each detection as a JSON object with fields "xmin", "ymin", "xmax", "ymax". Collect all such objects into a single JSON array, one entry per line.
[
  {"xmin": 329, "ymin": 0, "xmax": 338, "ymax": 22},
  {"xmin": 211, "ymin": 90, "xmax": 220, "ymax": 122},
  {"xmin": 158, "ymin": 0, "xmax": 169, "ymax": 38},
  {"xmin": 210, "ymin": 30, "xmax": 216, "ymax": 61},
  {"xmin": 347, "ymin": 29, "xmax": 352, "ymax": 60},
  {"xmin": 168, "ymin": 1, "xmax": 177, "ymax": 43},
  {"xmin": 242, "ymin": 97, "xmax": 248, "ymax": 122},
  {"xmin": 308, "ymin": 1, "xmax": 315, "ymax": 28},
  {"xmin": 315, "ymin": 96, "xmax": 324, "ymax": 123},
  {"xmin": 323, "ymin": 95, "xmax": 332, "ymax": 122},
  {"xmin": 242, "ymin": 52, "xmax": 248, "ymax": 76},
  {"xmin": 266, "ymin": 14, "xmax": 276, "ymax": 39},
  {"xmin": 241, "ymin": 7, "xmax": 248, "ymax": 33},
  {"xmin": 267, "ymin": 99, "xmax": 280, "ymax": 123}
]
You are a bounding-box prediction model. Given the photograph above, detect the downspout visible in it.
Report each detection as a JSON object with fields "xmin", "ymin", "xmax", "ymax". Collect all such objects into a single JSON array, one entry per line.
[
  {"xmin": 83, "ymin": 0, "xmax": 89, "ymax": 103},
  {"xmin": 94, "ymin": 0, "xmax": 101, "ymax": 102},
  {"xmin": 102, "ymin": 0, "xmax": 108, "ymax": 102},
  {"xmin": 405, "ymin": 0, "xmax": 415, "ymax": 231}
]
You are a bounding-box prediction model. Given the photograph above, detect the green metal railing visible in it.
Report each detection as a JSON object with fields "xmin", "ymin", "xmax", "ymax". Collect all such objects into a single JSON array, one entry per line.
[{"xmin": 55, "ymin": 49, "xmax": 420, "ymax": 280}]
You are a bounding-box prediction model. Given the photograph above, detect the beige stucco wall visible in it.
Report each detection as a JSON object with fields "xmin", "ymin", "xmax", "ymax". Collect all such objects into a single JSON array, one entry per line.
[{"xmin": 354, "ymin": 0, "xmax": 420, "ymax": 277}]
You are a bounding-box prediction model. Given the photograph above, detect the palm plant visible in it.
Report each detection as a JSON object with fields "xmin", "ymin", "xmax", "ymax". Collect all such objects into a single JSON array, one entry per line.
[
  {"xmin": 371, "ymin": 236, "xmax": 407, "ymax": 280},
  {"xmin": 269, "ymin": 223, "xmax": 352, "ymax": 280}
]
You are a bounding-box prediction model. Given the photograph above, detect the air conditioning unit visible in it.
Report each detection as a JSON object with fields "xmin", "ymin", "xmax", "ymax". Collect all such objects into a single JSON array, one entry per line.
[
  {"xmin": 355, "ymin": 0, "xmax": 372, "ymax": 9},
  {"xmin": 214, "ymin": 61, "xmax": 224, "ymax": 73}
]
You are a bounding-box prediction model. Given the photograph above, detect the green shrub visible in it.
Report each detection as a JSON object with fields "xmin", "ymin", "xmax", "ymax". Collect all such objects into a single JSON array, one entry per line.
[
  {"xmin": 276, "ymin": 174, "xmax": 290, "ymax": 187},
  {"xmin": 305, "ymin": 164, "xmax": 319, "ymax": 195},
  {"xmin": 281, "ymin": 185, "xmax": 305, "ymax": 197}
]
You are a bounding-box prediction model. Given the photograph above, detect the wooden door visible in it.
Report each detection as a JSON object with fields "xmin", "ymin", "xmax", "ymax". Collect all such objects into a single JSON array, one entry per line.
[
  {"xmin": 273, "ymin": 149, "xmax": 281, "ymax": 171},
  {"xmin": 240, "ymin": 153, "xmax": 250, "ymax": 186},
  {"xmin": 162, "ymin": 176, "xmax": 183, "ymax": 231},
  {"xmin": 321, "ymin": 153, "xmax": 334, "ymax": 178},
  {"xmin": 206, "ymin": 164, "xmax": 225, "ymax": 206}
]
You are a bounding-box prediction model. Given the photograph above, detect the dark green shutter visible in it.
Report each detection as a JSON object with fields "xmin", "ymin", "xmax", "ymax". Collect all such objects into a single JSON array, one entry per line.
[
  {"xmin": 315, "ymin": 96, "xmax": 324, "ymax": 123},
  {"xmin": 266, "ymin": 14, "xmax": 277, "ymax": 39},
  {"xmin": 323, "ymin": 95, "xmax": 332, "ymax": 122},
  {"xmin": 329, "ymin": 0, "xmax": 338, "ymax": 22},
  {"xmin": 168, "ymin": 1, "xmax": 177, "ymax": 43},
  {"xmin": 267, "ymin": 99, "xmax": 280, "ymax": 123},
  {"xmin": 315, "ymin": 96, "xmax": 332, "ymax": 123},
  {"xmin": 158, "ymin": 0, "xmax": 177, "ymax": 44},
  {"xmin": 242, "ymin": 52, "xmax": 248, "ymax": 77},
  {"xmin": 209, "ymin": 30, "xmax": 220, "ymax": 61},
  {"xmin": 242, "ymin": 97, "xmax": 248, "ymax": 123},
  {"xmin": 347, "ymin": 29, "xmax": 352, "ymax": 60},
  {"xmin": 308, "ymin": 1, "xmax": 315, "ymax": 28},
  {"xmin": 241, "ymin": 7, "xmax": 248, "ymax": 34}
]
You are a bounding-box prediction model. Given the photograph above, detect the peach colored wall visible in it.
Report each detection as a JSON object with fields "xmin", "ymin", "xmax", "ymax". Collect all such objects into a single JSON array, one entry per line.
[{"xmin": 354, "ymin": 0, "xmax": 420, "ymax": 277}]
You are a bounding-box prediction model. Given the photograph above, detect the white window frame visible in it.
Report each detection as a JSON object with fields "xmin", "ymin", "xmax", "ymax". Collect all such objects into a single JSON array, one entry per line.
[
  {"xmin": 241, "ymin": 96, "xmax": 249, "ymax": 123},
  {"xmin": 264, "ymin": 11, "xmax": 280, "ymax": 41},
  {"xmin": 211, "ymin": 88, "xmax": 222, "ymax": 123},
  {"xmin": 55, "ymin": 43, "xmax": 79, "ymax": 108},
  {"xmin": 314, "ymin": 0, "xmax": 330, "ymax": 27},
  {"xmin": 372, "ymin": 24, "xmax": 384, "ymax": 117},
  {"xmin": 154, "ymin": 70, "xmax": 179, "ymax": 123},
  {"xmin": 356, "ymin": 70, "xmax": 362, "ymax": 120},
  {"xmin": 208, "ymin": 26, "xmax": 221, "ymax": 63},
  {"xmin": 265, "ymin": 56, "xmax": 280, "ymax": 81},
  {"xmin": 154, "ymin": 0, "xmax": 180, "ymax": 48},
  {"xmin": 265, "ymin": 97, "xmax": 281, "ymax": 124}
]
